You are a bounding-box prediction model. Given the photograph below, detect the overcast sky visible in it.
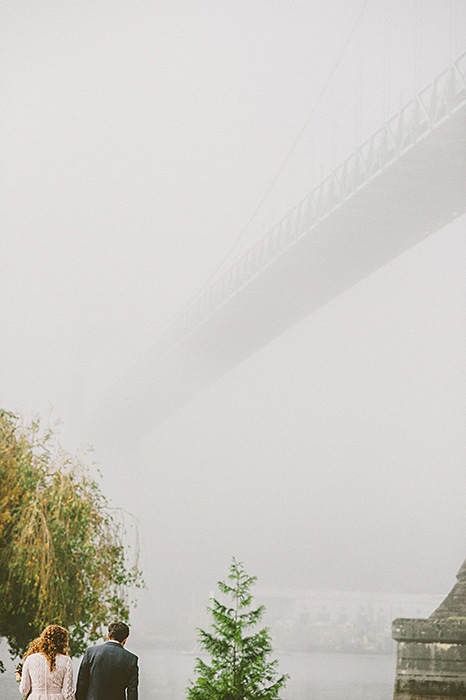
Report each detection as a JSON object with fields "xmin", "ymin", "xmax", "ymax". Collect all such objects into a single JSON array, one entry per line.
[{"xmin": 1, "ymin": 0, "xmax": 466, "ymax": 633}]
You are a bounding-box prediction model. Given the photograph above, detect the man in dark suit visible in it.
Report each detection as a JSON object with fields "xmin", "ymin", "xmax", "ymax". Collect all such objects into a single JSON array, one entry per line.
[{"xmin": 76, "ymin": 622, "xmax": 139, "ymax": 700}]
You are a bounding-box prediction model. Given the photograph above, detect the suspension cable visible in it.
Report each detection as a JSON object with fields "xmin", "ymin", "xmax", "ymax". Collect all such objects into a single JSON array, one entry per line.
[{"xmin": 171, "ymin": 0, "xmax": 371, "ymax": 320}]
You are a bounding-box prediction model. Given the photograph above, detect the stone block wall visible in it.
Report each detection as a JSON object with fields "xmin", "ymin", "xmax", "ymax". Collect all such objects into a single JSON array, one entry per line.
[{"xmin": 392, "ymin": 618, "xmax": 466, "ymax": 699}]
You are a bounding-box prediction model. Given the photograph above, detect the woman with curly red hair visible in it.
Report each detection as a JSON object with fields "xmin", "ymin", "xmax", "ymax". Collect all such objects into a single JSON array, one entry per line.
[{"xmin": 18, "ymin": 624, "xmax": 75, "ymax": 700}]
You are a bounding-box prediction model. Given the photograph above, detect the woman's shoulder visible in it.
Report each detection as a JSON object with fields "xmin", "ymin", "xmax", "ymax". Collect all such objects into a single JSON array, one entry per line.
[
  {"xmin": 56, "ymin": 653, "xmax": 72, "ymax": 664},
  {"xmin": 23, "ymin": 652, "xmax": 45, "ymax": 666}
]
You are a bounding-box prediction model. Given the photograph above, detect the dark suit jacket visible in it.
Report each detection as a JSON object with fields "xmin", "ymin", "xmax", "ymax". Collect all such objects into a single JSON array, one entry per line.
[{"xmin": 75, "ymin": 640, "xmax": 138, "ymax": 700}]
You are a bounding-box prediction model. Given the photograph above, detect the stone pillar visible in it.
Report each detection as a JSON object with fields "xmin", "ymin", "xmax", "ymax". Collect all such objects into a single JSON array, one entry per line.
[{"xmin": 392, "ymin": 560, "xmax": 466, "ymax": 700}]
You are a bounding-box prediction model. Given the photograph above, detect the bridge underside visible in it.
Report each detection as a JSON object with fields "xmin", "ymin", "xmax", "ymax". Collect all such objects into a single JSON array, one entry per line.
[{"xmin": 109, "ymin": 102, "xmax": 466, "ymax": 440}]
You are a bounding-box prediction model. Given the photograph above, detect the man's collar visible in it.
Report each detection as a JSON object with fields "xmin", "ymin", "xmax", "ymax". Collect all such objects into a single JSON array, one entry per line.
[{"xmin": 107, "ymin": 639, "xmax": 121, "ymax": 644}]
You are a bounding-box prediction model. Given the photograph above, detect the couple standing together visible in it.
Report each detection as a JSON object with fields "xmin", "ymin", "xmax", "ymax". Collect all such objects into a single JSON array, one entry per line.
[{"xmin": 18, "ymin": 622, "xmax": 138, "ymax": 700}]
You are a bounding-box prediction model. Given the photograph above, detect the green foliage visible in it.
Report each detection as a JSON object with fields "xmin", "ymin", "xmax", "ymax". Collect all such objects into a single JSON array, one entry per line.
[
  {"xmin": 0, "ymin": 410, "xmax": 144, "ymax": 662},
  {"xmin": 187, "ymin": 558, "xmax": 288, "ymax": 700}
]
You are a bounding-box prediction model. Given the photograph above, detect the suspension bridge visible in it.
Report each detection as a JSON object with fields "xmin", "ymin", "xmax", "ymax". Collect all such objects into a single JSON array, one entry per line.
[{"xmin": 108, "ymin": 50, "xmax": 466, "ymax": 440}]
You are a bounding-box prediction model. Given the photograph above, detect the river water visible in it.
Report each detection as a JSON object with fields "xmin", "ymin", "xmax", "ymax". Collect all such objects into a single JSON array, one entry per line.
[{"xmin": 0, "ymin": 649, "xmax": 396, "ymax": 700}]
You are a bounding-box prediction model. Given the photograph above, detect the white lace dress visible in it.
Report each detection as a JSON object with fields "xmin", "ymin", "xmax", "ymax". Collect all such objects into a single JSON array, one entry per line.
[{"xmin": 19, "ymin": 652, "xmax": 75, "ymax": 700}]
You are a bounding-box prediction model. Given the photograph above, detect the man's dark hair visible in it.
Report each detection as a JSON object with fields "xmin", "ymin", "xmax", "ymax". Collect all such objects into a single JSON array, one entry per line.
[{"xmin": 108, "ymin": 622, "xmax": 130, "ymax": 643}]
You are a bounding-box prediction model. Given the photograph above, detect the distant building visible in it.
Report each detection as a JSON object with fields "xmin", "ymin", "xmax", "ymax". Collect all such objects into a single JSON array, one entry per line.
[{"xmin": 253, "ymin": 588, "xmax": 445, "ymax": 654}]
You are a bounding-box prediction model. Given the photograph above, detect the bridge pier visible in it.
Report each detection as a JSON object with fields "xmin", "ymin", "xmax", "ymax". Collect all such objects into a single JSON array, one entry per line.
[{"xmin": 392, "ymin": 561, "xmax": 466, "ymax": 700}]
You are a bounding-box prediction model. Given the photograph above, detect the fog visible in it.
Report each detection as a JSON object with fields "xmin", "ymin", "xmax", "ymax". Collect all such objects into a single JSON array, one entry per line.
[{"xmin": 1, "ymin": 0, "xmax": 466, "ymax": 640}]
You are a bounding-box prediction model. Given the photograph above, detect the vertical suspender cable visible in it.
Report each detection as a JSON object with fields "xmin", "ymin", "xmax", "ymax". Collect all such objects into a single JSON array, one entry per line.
[
  {"xmin": 172, "ymin": 0, "xmax": 372, "ymax": 315},
  {"xmin": 449, "ymin": 0, "xmax": 457, "ymax": 62}
]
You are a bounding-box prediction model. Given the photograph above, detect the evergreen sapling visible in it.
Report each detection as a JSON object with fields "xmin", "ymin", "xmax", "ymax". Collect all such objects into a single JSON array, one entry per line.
[{"xmin": 187, "ymin": 558, "xmax": 288, "ymax": 700}]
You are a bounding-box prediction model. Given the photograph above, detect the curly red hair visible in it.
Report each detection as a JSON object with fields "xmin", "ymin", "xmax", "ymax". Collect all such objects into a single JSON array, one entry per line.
[
  {"xmin": 31, "ymin": 625, "xmax": 69, "ymax": 671},
  {"xmin": 23, "ymin": 636, "xmax": 41, "ymax": 660}
]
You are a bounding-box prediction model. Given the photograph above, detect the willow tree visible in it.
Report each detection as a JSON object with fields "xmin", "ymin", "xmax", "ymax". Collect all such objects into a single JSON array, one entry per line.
[
  {"xmin": 0, "ymin": 409, "xmax": 143, "ymax": 662},
  {"xmin": 187, "ymin": 558, "xmax": 288, "ymax": 700}
]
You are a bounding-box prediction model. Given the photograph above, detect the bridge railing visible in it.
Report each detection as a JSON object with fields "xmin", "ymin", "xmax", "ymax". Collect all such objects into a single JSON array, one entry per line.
[{"xmin": 167, "ymin": 51, "xmax": 466, "ymax": 348}]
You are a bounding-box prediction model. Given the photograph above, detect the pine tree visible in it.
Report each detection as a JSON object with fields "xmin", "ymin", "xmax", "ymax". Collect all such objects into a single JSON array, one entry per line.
[{"xmin": 187, "ymin": 558, "xmax": 288, "ymax": 700}]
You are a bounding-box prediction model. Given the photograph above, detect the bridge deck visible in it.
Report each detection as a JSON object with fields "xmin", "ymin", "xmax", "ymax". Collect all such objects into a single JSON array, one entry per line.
[{"xmin": 109, "ymin": 55, "xmax": 466, "ymax": 437}]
